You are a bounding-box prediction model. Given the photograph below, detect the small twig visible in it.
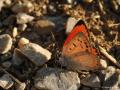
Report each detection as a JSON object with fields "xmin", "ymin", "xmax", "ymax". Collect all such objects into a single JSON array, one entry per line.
[
  {"xmin": 108, "ymin": 23, "xmax": 120, "ymax": 27},
  {"xmin": 99, "ymin": 46, "xmax": 120, "ymax": 68}
]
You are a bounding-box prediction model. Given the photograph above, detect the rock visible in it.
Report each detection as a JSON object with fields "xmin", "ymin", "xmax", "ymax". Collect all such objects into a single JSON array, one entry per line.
[
  {"xmin": 80, "ymin": 74, "xmax": 101, "ymax": 87},
  {"xmin": 0, "ymin": 34, "xmax": 12, "ymax": 54},
  {"xmin": 66, "ymin": 17, "xmax": 80, "ymax": 34},
  {"xmin": 18, "ymin": 24, "xmax": 27, "ymax": 31},
  {"xmin": 2, "ymin": 61, "xmax": 12, "ymax": 68},
  {"xmin": 2, "ymin": 15, "xmax": 15, "ymax": 26},
  {"xmin": 102, "ymin": 66, "xmax": 120, "ymax": 90},
  {"xmin": 34, "ymin": 67, "xmax": 80, "ymax": 90},
  {"xmin": 16, "ymin": 82, "xmax": 26, "ymax": 90},
  {"xmin": 0, "ymin": 74, "xmax": 14, "ymax": 89},
  {"xmin": 110, "ymin": 0, "xmax": 120, "ymax": 14},
  {"xmin": 0, "ymin": 0, "xmax": 11, "ymax": 11},
  {"xmin": 12, "ymin": 27, "xmax": 18, "ymax": 38},
  {"xmin": 18, "ymin": 37, "xmax": 29, "ymax": 49},
  {"xmin": 12, "ymin": 48, "xmax": 25, "ymax": 66},
  {"xmin": 12, "ymin": 1, "xmax": 34, "ymax": 13},
  {"xmin": 82, "ymin": 87, "xmax": 91, "ymax": 90},
  {"xmin": 32, "ymin": 19, "xmax": 55, "ymax": 34},
  {"xmin": 82, "ymin": 0, "xmax": 93, "ymax": 3},
  {"xmin": 100, "ymin": 59, "xmax": 107, "ymax": 69},
  {"xmin": 0, "ymin": 0, "xmax": 5, "ymax": 11},
  {"xmin": 18, "ymin": 38, "xmax": 52, "ymax": 66},
  {"xmin": 17, "ymin": 13, "xmax": 34, "ymax": 24}
]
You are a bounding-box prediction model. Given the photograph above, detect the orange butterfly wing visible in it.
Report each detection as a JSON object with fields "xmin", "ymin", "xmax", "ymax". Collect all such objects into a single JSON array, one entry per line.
[{"xmin": 62, "ymin": 20, "xmax": 102, "ymax": 71}]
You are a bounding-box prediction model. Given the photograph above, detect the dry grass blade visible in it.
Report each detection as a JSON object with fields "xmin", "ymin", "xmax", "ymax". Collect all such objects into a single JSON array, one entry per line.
[{"xmin": 99, "ymin": 46, "xmax": 120, "ymax": 68}]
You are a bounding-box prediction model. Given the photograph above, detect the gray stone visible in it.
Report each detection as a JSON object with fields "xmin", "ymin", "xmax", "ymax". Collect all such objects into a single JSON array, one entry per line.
[
  {"xmin": 82, "ymin": 87, "xmax": 91, "ymax": 90},
  {"xmin": 17, "ymin": 13, "xmax": 34, "ymax": 24},
  {"xmin": 34, "ymin": 67, "xmax": 80, "ymax": 90},
  {"xmin": 12, "ymin": 48, "xmax": 25, "ymax": 66},
  {"xmin": 80, "ymin": 74, "xmax": 101, "ymax": 87},
  {"xmin": 19, "ymin": 42, "xmax": 52, "ymax": 66},
  {"xmin": 0, "ymin": 34, "xmax": 12, "ymax": 54},
  {"xmin": 32, "ymin": 19, "xmax": 55, "ymax": 34}
]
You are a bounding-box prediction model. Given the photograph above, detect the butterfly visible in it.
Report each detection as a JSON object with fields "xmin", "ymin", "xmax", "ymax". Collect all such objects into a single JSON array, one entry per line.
[{"xmin": 61, "ymin": 20, "xmax": 103, "ymax": 72}]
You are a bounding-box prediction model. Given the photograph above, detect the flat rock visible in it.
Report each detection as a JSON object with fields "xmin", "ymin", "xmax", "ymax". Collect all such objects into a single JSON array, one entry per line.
[
  {"xmin": 18, "ymin": 38, "xmax": 52, "ymax": 66},
  {"xmin": 34, "ymin": 67, "xmax": 80, "ymax": 90},
  {"xmin": 0, "ymin": 34, "xmax": 12, "ymax": 54},
  {"xmin": 32, "ymin": 19, "xmax": 55, "ymax": 34},
  {"xmin": 80, "ymin": 74, "xmax": 101, "ymax": 87},
  {"xmin": 0, "ymin": 74, "xmax": 14, "ymax": 89},
  {"xmin": 17, "ymin": 13, "xmax": 34, "ymax": 24}
]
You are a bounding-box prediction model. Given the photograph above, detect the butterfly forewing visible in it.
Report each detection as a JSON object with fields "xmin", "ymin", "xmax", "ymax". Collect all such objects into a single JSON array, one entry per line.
[{"xmin": 62, "ymin": 20, "xmax": 102, "ymax": 71}]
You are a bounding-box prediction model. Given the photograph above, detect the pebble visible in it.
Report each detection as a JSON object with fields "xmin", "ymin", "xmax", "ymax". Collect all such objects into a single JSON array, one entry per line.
[
  {"xmin": 102, "ymin": 66, "xmax": 120, "ymax": 90},
  {"xmin": 34, "ymin": 67, "xmax": 80, "ymax": 90},
  {"xmin": 18, "ymin": 38, "xmax": 52, "ymax": 66},
  {"xmin": 0, "ymin": 74, "xmax": 14, "ymax": 89},
  {"xmin": 2, "ymin": 61, "xmax": 12, "ymax": 68},
  {"xmin": 0, "ymin": 0, "xmax": 5, "ymax": 11},
  {"xmin": 18, "ymin": 37, "xmax": 29, "ymax": 49},
  {"xmin": 18, "ymin": 24, "xmax": 27, "ymax": 31},
  {"xmin": 100, "ymin": 59, "xmax": 107, "ymax": 69},
  {"xmin": 12, "ymin": 1, "xmax": 34, "ymax": 13},
  {"xmin": 12, "ymin": 27, "xmax": 18, "ymax": 38},
  {"xmin": 32, "ymin": 19, "xmax": 55, "ymax": 34},
  {"xmin": 110, "ymin": 0, "xmax": 120, "ymax": 14},
  {"xmin": 80, "ymin": 74, "xmax": 101, "ymax": 87},
  {"xmin": 17, "ymin": 13, "xmax": 34, "ymax": 24},
  {"xmin": 66, "ymin": 17, "xmax": 80, "ymax": 34},
  {"xmin": 0, "ymin": 34, "xmax": 12, "ymax": 54},
  {"xmin": 16, "ymin": 82, "xmax": 26, "ymax": 90},
  {"xmin": 82, "ymin": 0, "xmax": 93, "ymax": 3},
  {"xmin": 81, "ymin": 87, "xmax": 91, "ymax": 90},
  {"xmin": 12, "ymin": 48, "xmax": 25, "ymax": 66},
  {"xmin": 2, "ymin": 15, "xmax": 15, "ymax": 26}
]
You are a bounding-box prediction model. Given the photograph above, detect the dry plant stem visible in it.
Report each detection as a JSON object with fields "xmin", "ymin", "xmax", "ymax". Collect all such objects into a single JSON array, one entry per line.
[
  {"xmin": 98, "ymin": 0, "xmax": 106, "ymax": 14},
  {"xmin": 0, "ymin": 66, "xmax": 22, "ymax": 85},
  {"xmin": 109, "ymin": 23, "xmax": 120, "ymax": 27},
  {"xmin": 99, "ymin": 46, "xmax": 120, "ymax": 68}
]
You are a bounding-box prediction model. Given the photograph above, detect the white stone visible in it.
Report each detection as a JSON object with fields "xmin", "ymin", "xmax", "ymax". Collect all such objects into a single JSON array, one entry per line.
[
  {"xmin": 66, "ymin": 17, "xmax": 80, "ymax": 34},
  {"xmin": 19, "ymin": 42, "xmax": 52, "ymax": 66},
  {"xmin": 17, "ymin": 13, "xmax": 34, "ymax": 24},
  {"xmin": 0, "ymin": 34, "xmax": 12, "ymax": 54},
  {"xmin": 100, "ymin": 59, "xmax": 107, "ymax": 69}
]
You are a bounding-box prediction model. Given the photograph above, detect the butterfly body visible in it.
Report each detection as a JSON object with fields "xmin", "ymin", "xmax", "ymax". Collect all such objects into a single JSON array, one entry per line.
[{"xmin": 62, "ymin": 20, "xmax": 103, "ymax": 72}]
